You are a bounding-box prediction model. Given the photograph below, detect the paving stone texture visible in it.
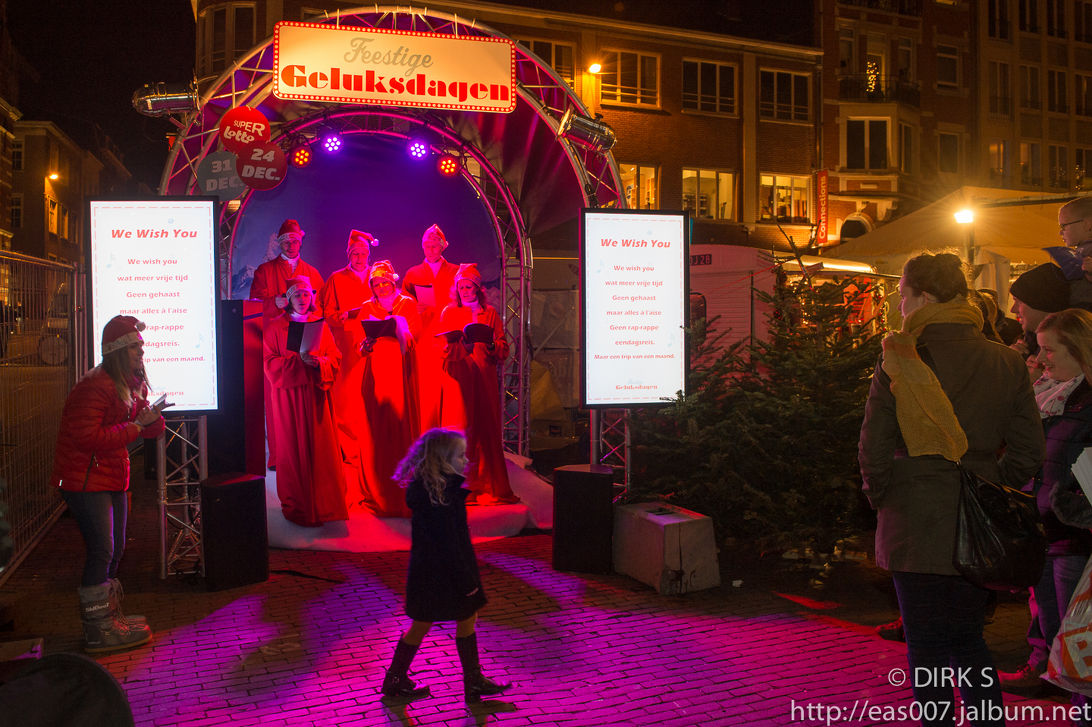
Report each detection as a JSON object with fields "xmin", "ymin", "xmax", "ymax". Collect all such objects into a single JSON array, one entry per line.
[{"xmin": 0, "ymin": 481, "xmax": 1081, "ymax": 727}]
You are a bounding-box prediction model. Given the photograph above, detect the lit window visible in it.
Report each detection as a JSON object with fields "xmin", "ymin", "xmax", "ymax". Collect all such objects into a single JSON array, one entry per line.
[
  {"xmin": 681, "ymin": 168, "xmax": 735, "ymax": 220},
  {"xmin": 619, "ymin": 164, "xmax": 658, "ymax": 209},
  {"xmin": 1077, "ymin": 74, "xmax": 1092, "ymax": 116},
  {"xmin": 600, "ymin": 50, "xmax": 659, "ymax": 106},
  {"xmin": 682, "ymin": 60, "xmax": 736, "ymax": 114},
  {"xmin": 759, "ymin": 175, "xmax": 810, "ymax": 223},
  {"xmin": 759, "ymin": 70, "xmax": 810, "ymax": 121},
  {"xmin": 846, "ymin": 119, "xmax": 889, "ymax": 171},
  {"xmin": 1020, "ymin": 141, "xmax": 1042, "ymax": 185},
  {"xmin": 47, "ymin": 199, "xmax": 58, "ymax": 235},
  {"xmin": 990, "ymin": 140, "xmax": 1011, "ymax": 182},
  {"xmin": 1076, "ymin": 148, "xmax": 1092, "ymax": 188},
  {"xmin": 515, "ymin": 39, "xmax": 575, "ymax": 86}
]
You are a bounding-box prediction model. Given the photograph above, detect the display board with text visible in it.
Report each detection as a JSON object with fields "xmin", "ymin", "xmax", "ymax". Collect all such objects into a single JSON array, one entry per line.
[
  {"xmin": 88, "ymin": 198, "xmax": 220, "ymax": 412},
  {"xmin": 581, "ymin": 210, "xmax": 688, "ymax": 407}
]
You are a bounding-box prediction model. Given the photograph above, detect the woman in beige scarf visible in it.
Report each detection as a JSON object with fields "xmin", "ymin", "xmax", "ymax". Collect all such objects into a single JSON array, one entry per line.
[{"xmin": 859, "ymin": 252, "xmax": 1044, "ymax": 727}]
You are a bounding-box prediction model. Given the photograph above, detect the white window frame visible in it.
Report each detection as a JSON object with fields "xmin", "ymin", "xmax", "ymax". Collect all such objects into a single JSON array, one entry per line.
[
  {"xmin": 936, "ymin": 44, "xmax": 960, "ymax": 89},
  {"xmin": 619, "ymin": 163, "xmax": 659, "ymax": 210},
  {"xmin": 759, "ymin": 174, "xmax": 811, "ymax": 223},
  {"xmin": 198, "ymin": 2, "xmax": 256, "ymax": 76},
  {"xmin": 759, "ymin": 69, "xmax": 811, "ymax": 122},
  {"xmin": 515, "ymin": 38, "xmax": 576, "ymax": 86},
  {"xmin": 844, "ymin": 118, "xmax": 890, "ymax": 171},
  {"xmin": 599, "ymin": 49, "xmax": 660, "ymax": 107},
  {"xmin": 681, "ymin": 59, "xmax": 737, "ymax": 115},
  {"xmin": 681, "ymin": 168, "xmax": 736, "ymax": 221}
]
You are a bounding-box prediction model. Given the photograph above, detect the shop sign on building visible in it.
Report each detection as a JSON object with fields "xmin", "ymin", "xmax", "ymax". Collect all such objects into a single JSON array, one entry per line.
[
  {"xmin": 273, "ymin": 22, "xmax": 516, "ymax": 113},
  {"xmin": 816, "ymin": 170, "xmax": 829, "ymax": 247}
]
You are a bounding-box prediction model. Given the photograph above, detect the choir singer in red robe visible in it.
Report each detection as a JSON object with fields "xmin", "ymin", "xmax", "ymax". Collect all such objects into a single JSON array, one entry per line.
[
  {"xmin": 438, "ymin": 264, "xmax": 519, "ymax": 504},
  {"xmin": 318, "ymin": 230, "xmax": 378, "ymax": 509},
  {"xmin": 263, "ymin": 276, "xmax": 348, "ymax": 527},
  {"xmin": 403, "ymin": 224, "xmax": 459, "ymax": 430},
  {"xmin": 358, "ymin": 261, "xmax": 422, "ymax": 517}
]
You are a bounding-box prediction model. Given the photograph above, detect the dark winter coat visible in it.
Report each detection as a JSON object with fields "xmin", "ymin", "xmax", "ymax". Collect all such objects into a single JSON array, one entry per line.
[
  {"xmin": 859, "ymin": 322, "xmax": 1044, "ymax": 575},
  {"xmin": 1043, "ymin": 380, "xmax": 1092, "ymax": 538},
  {"xmin": 404, "ymin": 473, "xmax": 486, "ymax": 622}
]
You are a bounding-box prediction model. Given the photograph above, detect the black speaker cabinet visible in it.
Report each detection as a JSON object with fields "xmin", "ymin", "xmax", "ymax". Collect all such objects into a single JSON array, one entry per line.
[
  {"xmin": 552, "ymin": 464, "xmax": 614, "ymax": 573},
  {"xmin": 201, "ymin": 473, "xmax": 268, "ymax": 591}
]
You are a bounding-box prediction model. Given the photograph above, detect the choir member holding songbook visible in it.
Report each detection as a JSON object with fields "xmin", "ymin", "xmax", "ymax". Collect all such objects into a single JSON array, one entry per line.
[
  {"xmin": 437, "ymin": 264, "xmax": 519, "ymax": 504},
  {"xmin": 318, "ymin": 230, "xmax": 379, "ymax": 510},
  {"xmin": 403, "ymin": 224, "xmax": 459, "ymax": 430},
  {"xmin": 358, "ymin": 261, "xmax": 422, "ymax": 517},
  {"xmin": 249, "ymin": 218, "xmax": 324, "ymax": 471},
  {"xmin": 263, "ymin": 276, "xmax": 347, "ymax": 527}
]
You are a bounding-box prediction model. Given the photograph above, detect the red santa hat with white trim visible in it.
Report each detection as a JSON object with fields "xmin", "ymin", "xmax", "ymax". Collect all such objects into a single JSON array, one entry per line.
[
  {"xmin": 277, "ymin": 219, "xmax": 304, "ymax": 243},
  {"xmin": 102, "ymin": 315, "xmax": 146, "ymax": 356},
  {"xmin": 369, "ymin": 260, "xmax": 400, "ymax": 285},
  {"xmin": 422, "ymin": 224, "xmax": 448, "ymax": 250},
  {"xmin": 347, "ymin": 229, "xmax": 378, "ymax": 254},
  {"xmin": 454, "ymin": 262, "xmax": 482, "ymax": 287}
]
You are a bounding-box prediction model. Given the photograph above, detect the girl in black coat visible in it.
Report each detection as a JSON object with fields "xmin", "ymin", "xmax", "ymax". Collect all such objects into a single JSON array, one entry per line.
[{"xmin": 380, "ymin": 428, "xmax": 511, "ymax": 703}]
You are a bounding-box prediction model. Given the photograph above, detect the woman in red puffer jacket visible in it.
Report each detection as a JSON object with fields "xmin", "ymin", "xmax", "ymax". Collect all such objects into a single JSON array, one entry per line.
[{"xmin": 52, "ymin": 315, "xmax": 166, "ymax": 654}]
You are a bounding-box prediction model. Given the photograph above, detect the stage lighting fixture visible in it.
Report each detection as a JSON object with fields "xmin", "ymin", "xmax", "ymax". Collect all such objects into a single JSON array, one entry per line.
[
  {"xmin": 557, "ymin": 107, "xmax": 616, "ymax": 152},
  {"xmin": 407, "ymin": 139, "xmax": 430, "ymax": 159},
  {"xmin": 437, "ymin": 153, "xmax": 460, "ymax": 177},
  {"xmin": 290, "ymin": 145, "xmax": 312, "ymax": 168},
  {"xmin": 322, "ymin": 133, "xmax": 342, "ymax": 153}
]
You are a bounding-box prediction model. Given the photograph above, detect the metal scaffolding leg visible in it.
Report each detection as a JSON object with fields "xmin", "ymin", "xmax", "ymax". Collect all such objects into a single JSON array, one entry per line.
[
  {"xmin": 593, "ymin": 408, "xmax": 630, "ymax": 496},
  {"xmin": 158, "ymin": 415, "xmax": 208, "ymax": 579}
]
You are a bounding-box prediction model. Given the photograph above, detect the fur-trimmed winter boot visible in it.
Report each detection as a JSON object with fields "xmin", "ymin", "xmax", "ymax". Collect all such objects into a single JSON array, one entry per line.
[
  {"xmin": 78, "ymin": 583, "xmax": 152, "ymax": 654},
  {"xmin": 107, "ymin": 578, "xmax": 147, "ymax": 627},
  {"xmin": 380, "ymin": 638, "xmax": 430, "ymax": 700},
  {"xmin": 455, "ymin": 632, "xmax": 510, "ymax": 703}
]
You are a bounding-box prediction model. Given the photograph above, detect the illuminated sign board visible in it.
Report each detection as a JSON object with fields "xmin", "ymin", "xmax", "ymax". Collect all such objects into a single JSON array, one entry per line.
[
  {"xmin": 88, "ymin": 198, "xmax": 219, "ymax": 413},
  {"xmin": 581, "ymin": 210, "xmax": 688, "ymax": 407},
  {"xmin": 273, "ymin": 22, "xmax": 516, "ymax": 113}
]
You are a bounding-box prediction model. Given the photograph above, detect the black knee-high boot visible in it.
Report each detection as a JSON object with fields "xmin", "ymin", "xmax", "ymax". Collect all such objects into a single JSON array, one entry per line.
[
  {"xmin": 381, "ymin": 638, "xmax": 430, "ymax": 699},
  {"xmin": 455, "ymin": 632, "xmax": 510, "ymax": 703}
]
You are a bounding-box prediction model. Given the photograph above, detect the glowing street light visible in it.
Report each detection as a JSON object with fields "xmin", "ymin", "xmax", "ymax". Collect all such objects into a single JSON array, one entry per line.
[{"xmin": 955, "ymin": 208, "xmax": 976, "ymax": 270}]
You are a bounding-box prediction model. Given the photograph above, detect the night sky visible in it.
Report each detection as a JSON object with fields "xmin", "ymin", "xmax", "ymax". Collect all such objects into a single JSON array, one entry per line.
[{"xmin": 7, "ymin": 0, "xmax": 196, "ymax": 189}]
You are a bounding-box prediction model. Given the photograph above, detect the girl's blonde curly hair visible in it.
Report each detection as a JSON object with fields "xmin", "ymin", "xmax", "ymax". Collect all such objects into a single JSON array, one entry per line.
[{"xmin": 394, "ymin": 428, "xmax": 466, "ymax": 505}]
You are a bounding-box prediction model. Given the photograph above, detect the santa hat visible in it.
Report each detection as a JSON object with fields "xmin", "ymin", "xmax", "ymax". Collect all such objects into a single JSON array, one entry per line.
[
  {"xmin": 283, "ymin": 276, "xmax": 314, "ymax": 299},
  {"xmin": 277, "ymin": 219, "xmax": 304, "ymax": 243},
  {"xmin": 102, "ymin": 315, "xmax": 146, "ymax": 356},
  {"xmin": 347, "ymin": 229, "xmax": 378, "ymax": 254},
  {"xmin": 369, "ymin": 260, "xmax": 399, "ymax": 286},
  {"xmin": 1010, "ymin": 263, "xmax": 1069, "ymax": 313},
  {"xmin": 454, "ymin": 263, "xmax": 482, "ymax": 287},
  {"xmin": 422, "ymin": 224, "xmax": 448, "ymax": 250}
]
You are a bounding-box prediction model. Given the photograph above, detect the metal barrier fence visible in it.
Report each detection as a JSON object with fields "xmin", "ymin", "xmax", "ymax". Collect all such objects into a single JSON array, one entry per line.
[{"xmin": 0, "ymin": 250, "xmax": 81, "ymax": 584}]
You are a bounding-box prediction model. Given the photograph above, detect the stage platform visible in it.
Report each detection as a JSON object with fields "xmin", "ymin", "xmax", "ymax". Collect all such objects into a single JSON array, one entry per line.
[{"xmin": 265, "ymin": 453, "xmax": 554, "ymax": 553}]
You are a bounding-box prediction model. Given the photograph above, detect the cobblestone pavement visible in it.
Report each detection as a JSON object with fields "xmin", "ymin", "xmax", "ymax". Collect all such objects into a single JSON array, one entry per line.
[{"xmin": 0, "ymin": 483, "xmax": 1079, "ymax": 727}]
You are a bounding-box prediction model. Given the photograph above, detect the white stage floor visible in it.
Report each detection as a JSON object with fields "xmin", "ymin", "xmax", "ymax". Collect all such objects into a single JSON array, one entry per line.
[{"xmin": 265, "ymin": 453, "xmax": 554, "ymax": 553}]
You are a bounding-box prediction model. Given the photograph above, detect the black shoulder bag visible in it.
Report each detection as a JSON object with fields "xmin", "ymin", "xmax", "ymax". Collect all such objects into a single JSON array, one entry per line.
[{"xmin": 916, "ymin": 342, "xmax": 1046, "ymax": 590}]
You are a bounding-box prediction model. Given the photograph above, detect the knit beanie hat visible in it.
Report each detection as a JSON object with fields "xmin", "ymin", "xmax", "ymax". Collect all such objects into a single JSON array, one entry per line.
[
  {"xmin": 102, "ymin": 315, "xmax": 145, "ymax": 355},
  {"xmin": 1009, "ymin": 263, "xmax": 1070, "ymax": 313}
]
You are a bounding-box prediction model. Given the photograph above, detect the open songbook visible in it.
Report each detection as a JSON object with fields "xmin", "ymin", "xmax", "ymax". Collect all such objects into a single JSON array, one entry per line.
[
  {"xmin": 411, "ymin": 284, "xmax": 436, "ymax": 308},
  {"xmin": 287, "ymin": 319, "xmax": 325, "ymax": 353},
  {"xmin": 435, "ymin": 321, "xmax": 494, "ymax": 345},
  {"xmin": 360, "ymin": 318, "xmax": 398, "ymax": 339}
]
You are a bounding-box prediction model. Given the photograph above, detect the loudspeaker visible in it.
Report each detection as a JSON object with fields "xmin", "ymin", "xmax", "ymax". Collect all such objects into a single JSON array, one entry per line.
[
  {"xmin": 552, "ymin": 464, "xmax": 614, "ymax": 573},
  {"xmin": 201, "ymin": 473, "xmax": 268, "ymax": 591}
]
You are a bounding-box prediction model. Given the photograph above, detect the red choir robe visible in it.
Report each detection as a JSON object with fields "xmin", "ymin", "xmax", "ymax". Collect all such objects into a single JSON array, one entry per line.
[
  {"xmin": 317, "ymin": 266, "xmax": 372, "ymax": 510},
  {"xmin": 438, "ymin": 303, "xmax": 518, "ymax": 503},
  {"xmin": 358, "ymin": 294, "xmax": 422, "ymax": 518},
  {"xmin": 402, "ymin": 258, "xmax": 458, "ymax": 430},
  {"xmin": 250, "ymin": 256, "xmax": 324, "ymax": 470},
  {"xmin": 263, "ymin": 311, "xmax": 348, "ymax": 527}
]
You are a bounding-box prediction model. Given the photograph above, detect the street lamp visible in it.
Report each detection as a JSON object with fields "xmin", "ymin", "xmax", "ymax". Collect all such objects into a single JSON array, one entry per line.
[{"xmin": 955, "ymin": 208, "xmax": 975, "ymax": 272}]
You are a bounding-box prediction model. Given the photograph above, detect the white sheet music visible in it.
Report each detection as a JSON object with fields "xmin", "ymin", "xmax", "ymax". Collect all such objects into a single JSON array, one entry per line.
[{"xmin": 1072, "ymin": 448, "xmax": 1092, "ymax": 504}]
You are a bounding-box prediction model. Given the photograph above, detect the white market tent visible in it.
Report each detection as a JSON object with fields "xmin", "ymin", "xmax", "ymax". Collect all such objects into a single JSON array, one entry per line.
[{"xmin": 826, "ymin": 186, "xmax": 1072, "ymax": 307}]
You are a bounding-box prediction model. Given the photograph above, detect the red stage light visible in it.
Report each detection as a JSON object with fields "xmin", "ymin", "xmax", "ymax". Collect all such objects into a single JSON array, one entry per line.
[
  {"xmin": 290, "ymin": 146, "xmax": 312, "ymax": 168},
  {"xmin": 437, "ymin": 153, "xmax": 460, "ymax": 177}
]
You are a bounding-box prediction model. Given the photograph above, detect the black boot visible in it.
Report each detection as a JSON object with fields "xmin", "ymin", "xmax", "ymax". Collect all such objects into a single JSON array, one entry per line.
[
  {"xmin": 455, "ymin": 632, "xmax": 510, "ymax": 703},
  {"xmin": 381, "ymin": 638, "xmax": 430, "ymax": 700}
]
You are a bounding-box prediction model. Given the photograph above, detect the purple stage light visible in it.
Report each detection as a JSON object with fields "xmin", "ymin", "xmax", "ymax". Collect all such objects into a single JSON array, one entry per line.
[
  {"xmin": 407, "ymin": 140, "xmax": 429, "ymax": 159},
  {"xmin": 322, "ymin": 134, "xmax": 342, "ymax": 153}
]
